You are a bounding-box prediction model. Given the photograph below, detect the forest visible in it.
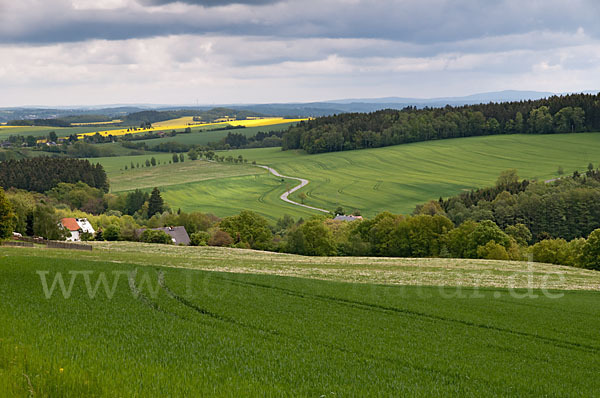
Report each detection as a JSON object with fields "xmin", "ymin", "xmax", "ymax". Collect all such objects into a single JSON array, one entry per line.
[
  {"xmin": 437, "ymin": 169, "xmax": 600, "ymax": 242},
  {"xmin": 0, "ymin": 157, "xmax": 109, "ymax": 193},
  {"xmin": 282, "ymin": 93, "xmax": 600, "ymax": 153}
]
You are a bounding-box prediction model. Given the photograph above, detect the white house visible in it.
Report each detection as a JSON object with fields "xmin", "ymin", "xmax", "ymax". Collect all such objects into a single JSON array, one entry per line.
[{"xmin": 61, "ymin": 218, "xmax": 95, "ymax": 241}]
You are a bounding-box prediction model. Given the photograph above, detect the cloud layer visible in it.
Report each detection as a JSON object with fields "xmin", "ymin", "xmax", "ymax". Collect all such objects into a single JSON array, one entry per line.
[{"xmin": 0, "ymin": 0, "xmax": 598, "ymax": 106}]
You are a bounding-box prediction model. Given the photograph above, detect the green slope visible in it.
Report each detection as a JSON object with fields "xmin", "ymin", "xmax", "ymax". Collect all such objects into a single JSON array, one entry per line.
[{"xmin": 96, "ymin": 133, "xmax": 600, "ymax": 220}]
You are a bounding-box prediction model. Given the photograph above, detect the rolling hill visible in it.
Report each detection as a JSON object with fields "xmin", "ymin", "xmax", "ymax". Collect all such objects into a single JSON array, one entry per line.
[{"xmin": 96, "ymin": 132, "xmax": 600, "ymax": 220}]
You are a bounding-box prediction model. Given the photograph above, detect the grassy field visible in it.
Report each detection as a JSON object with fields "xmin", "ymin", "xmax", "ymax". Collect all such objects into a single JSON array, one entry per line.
[
  {"xmin": 95, "ymin": 153, "xmax": 309, "ymax": 219},
  {"xmin": 95, "ymin": 132, "xmax": 600, "ymax": 220},
  {"xmin": 109, "ymin": 159, "xmax": 264, "ymax": 193},
  {"xmin": 223, "ymin": 133, "xmax": 600, "ymax": 217},
  {"xmin": 1, "ymin": 245, "xmax": 599, "ymax": 396}
]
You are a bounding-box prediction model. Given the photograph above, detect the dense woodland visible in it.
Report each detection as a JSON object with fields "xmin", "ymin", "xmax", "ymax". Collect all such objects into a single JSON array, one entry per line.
[
  {"xmin": 282, "ymin": 93, "xmax": 600, "ymax": 153},
  {"xmin": 0, "ymin": 157, "xmax": 108, "ymax": 193},
  {"xmin": 436, "ymin": 169, "xmax": 600, "ymax": 243}
]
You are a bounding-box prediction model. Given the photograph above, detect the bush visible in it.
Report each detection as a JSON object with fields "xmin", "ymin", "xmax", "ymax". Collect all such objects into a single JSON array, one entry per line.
[
  {"xmin": 477, "ymin": 241, "xmax": 509, "ymax": 260},
  {"xmin": 103, "ymin": 225, "xmax": 121, "ymax": 241},
  {"xmin": 0, "ymin": 187, "xmax": 14, "ymax": 240},
  {"xmin": 190, "ymin": 231, "xmax": 210, "ymax": 246},
  {"xmin": 208, "ymin": 230, "xmax": 233, "ymax": 247},
  {"xmin": 581, "ymin": 229, "xmax": 600, "ymax": 270},
  {"xmin": 219, "ymin": 210, "xmax": 272, "ymax": 250},
  {"xmin": 530, "ymin": 239, "xmax": 569, "ymax": 265},
  {"xmin": 140, "ymin": 229, "xmax": 172, "ymax": 244},
  {"xmin": 234, "ymin": 241, "xmax": 251, "ymax": 249}
]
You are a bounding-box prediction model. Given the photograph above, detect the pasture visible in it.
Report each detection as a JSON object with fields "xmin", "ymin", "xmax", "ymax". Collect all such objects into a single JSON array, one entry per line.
[
  {"xmin": 0, "ymin": 245, "xmax": 599, "ymax": 396},
  {"xmin": 108, "ymin": 159, "xmax": 263, "ymax": 193},
  {"xmin": 96, "ymin": 133, "xmax": 600, "ymax": 220}
]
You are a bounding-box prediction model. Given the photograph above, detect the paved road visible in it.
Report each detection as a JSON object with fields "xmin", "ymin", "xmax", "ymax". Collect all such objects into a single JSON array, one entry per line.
[{"xmin": 257, "ymin": 165, "xmax": 330, "ymax": 213}]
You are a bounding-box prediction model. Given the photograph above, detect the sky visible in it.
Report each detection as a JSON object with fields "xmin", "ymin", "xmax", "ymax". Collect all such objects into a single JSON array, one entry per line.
[{"xmin": 0, "ymin": 0, "xmax": 599, "ymax": 106}]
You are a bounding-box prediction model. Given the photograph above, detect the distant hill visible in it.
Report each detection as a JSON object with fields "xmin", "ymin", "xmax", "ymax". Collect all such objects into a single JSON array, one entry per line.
[
  {"xmin": 228, "ymin": 90, "xmax": 599, "ymax": 117},
  {"xmin": 326, "ymin": 90, "xmax": 557, "ymax": 105},
  {"xmin": 2, "ymin": 90, "xmax": 598, "ymax": 122}
]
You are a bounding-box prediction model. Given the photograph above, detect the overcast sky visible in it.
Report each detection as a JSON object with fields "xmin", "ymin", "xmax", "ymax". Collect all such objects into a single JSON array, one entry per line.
[{"xmin": 0, "ymin": 0, "xmax": 599, "ymax": 106}]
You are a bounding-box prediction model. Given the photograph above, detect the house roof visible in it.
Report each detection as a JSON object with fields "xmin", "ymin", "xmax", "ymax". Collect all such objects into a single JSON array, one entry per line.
[
  {"xmin": 333, "ymin": 215, "xmax": 363, "ymax": 222},
  {"xmin": 137, "ymin": 226, "xmax": 191, "ymax": 245},
  {"xmin": 61, "ymin": 218, "xmax": 81, "ymax": 231},
  {"xmin": 155, "ymin": 226, "xmax": 191, "ymax": 245}
]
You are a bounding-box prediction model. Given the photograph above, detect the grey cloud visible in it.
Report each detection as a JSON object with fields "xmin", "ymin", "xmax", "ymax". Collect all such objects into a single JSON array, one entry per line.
[{"xmin": 1, "ymin": 0, "xmax": 600, "ymax": 47}]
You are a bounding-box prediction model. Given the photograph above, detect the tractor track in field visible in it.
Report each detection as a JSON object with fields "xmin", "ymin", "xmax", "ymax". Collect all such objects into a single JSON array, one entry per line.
[
  {"xmin": 155, "ymin": 272, "xmax": 525, "ymax": 390},
  {"xmin": 257, "ymin": 165, "xmax": 329, "ymax": 214},
  {"xmin": 212, "ymin": 275, "xmax": 600, "ymax": 354}
]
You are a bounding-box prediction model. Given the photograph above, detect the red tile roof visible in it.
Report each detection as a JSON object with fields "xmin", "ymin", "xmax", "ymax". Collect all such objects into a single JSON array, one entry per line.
[{"xmin": 61, "ymin": 218, "xmax": 80, "ymax": 231}]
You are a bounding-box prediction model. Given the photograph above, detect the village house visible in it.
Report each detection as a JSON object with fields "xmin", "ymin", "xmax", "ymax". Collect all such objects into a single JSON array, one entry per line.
[
  {"xmin": 137, "ymin": 226, "xmax": 191, "ymax": 245},
  {"xmin": 61, "ymin": 218, "xmax": 96, "ymax": 241}
]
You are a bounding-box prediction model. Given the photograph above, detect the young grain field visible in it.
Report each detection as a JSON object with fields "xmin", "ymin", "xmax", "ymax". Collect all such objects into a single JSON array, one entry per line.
[{"xmin": 0, "ymin": 245, "xmax": 599, "ymax": 396}]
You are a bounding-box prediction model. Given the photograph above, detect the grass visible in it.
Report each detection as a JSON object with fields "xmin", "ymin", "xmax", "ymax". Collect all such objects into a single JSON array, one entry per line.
[
  {"xmin": 18, "ymin": 241, "xmax": 600, "ymax": 290},
  {"xmin": 108, "ymin": 159, "xmax": 263, "ymax": 193},
  {"xmin": 0, "ymin": 245, "xmax": 599, "ymax": 396},
  {"xmin": 94, "ymin": 133, "xmax": 600, "ymax": 220}
]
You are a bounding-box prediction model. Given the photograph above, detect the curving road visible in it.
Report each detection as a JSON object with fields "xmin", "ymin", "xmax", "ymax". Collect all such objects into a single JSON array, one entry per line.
[{"xmin": 257, "ymin": 165, "xmax": 330, "ymax": 213}]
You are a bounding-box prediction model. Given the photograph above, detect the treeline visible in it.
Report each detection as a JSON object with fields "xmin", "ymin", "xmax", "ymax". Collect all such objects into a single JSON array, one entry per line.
[
  {"xmin": 117, "ymin": 151, "xmax": 252, "ymax": 172},
  {"xmin": 0, "ymin": 157, "xmax": 109, "ymax": 193},
  {"xmin": 8, "ymin": 115, "xmax": 114, "ymax": 126},
  {"xmin": 282, "ymin": 93, "xmax": 600, "ymax": 154},
  {"xmin": 123, "ymin": 108, "xmax": 264, "ymax": 125},
  {"xmin": 436, "ymin": 169, "xmax": 600, "ymax": 243},
  {"xmin": 2, "ymin": 178, "xmax": 600, "ymax": 270},
  {"xmin": 7, "ymin": 118, "xmax": 72, "ymax": 127}
]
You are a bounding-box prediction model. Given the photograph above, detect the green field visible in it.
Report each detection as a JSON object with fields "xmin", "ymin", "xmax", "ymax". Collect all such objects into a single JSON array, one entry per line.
[
  {"xmin": 109, "ymin": 159, "xmax": 264, "ymax": 193},
  {"xmin": 1, "ymin": 244, "xmax": 599, "ymax": 396},
  {"xmin": 95, "ymin": 133, "xmax": 600, "ymax": 220}
]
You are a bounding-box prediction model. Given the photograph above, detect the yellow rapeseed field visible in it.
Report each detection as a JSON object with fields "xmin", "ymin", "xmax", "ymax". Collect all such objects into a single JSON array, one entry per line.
[{"xmin": 76, "ymin": 117, "xmax": 308, "ymax": 139}]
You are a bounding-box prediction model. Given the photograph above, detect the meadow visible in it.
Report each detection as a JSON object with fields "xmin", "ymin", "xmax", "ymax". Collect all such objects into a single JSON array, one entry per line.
[
  {"xmin": 1, "ymin": 245, "xmax": 599, "ymax": 396},
  {"xmin": 96, "ymin": 133, "xmax": 600, "ymax": 220}
]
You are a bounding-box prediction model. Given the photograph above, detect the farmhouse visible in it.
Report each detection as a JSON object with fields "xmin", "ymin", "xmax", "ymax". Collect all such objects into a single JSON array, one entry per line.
[{"xmin": 61, "ymin": 218, "xmax": 95, "ymax": 241}]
